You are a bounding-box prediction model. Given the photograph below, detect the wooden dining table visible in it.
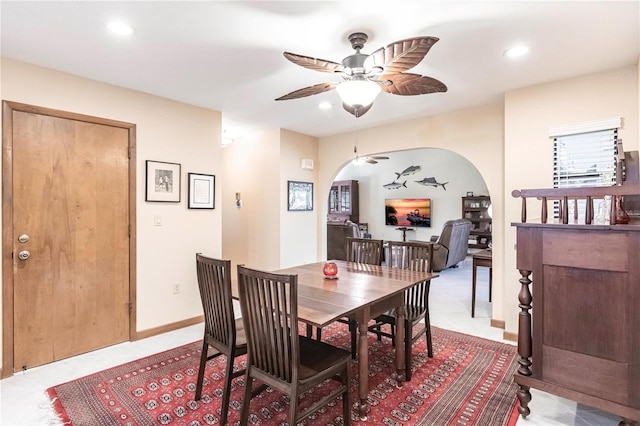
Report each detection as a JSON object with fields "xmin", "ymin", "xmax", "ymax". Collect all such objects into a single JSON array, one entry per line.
[{"xmin": 234, "ymin": 259, "xmax": 438, "ymax": 420}]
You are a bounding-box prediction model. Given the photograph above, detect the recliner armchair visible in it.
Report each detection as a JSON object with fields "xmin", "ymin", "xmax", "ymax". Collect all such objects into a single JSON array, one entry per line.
[{"xmin": 428, "ymin": 219, "xmax": 472, "ymax": 271}]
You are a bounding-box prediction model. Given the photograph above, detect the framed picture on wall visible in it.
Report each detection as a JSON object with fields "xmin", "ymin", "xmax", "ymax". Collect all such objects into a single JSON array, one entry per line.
[
  {"xmin": 188, "ymin": 172, "xmax": 215, "ymax": 209},
  {"xmin": 287, "ymin": 180, "xmax": 313, "ymax": 211},
  {"xmin": 145, "ymin": 160, "xmax": 181, "ymax": 202}
]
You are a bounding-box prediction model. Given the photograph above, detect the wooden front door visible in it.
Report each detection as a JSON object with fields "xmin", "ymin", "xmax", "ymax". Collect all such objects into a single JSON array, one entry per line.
[{"xmin": 2, "ymin": 102, "xmax": 135, "ymax": 373}]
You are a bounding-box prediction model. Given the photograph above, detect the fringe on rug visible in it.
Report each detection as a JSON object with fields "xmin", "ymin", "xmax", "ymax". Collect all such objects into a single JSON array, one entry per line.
[{"xmin": 36, "ymin": 392, "xmax": 67, "ymax": 426}]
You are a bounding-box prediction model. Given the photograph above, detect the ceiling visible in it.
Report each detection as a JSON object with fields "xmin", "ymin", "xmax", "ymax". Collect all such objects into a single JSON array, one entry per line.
[{"xmin": 1, "ymin": 1, "xmax": 639, "ymax": 141}]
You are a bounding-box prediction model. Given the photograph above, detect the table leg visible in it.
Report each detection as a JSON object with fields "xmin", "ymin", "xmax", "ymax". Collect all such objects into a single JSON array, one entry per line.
[
  {"xmin": 395, "ymin": 304, "xmax": 406, "ymax": 386},
  {"xmin": 472, "ymin": 259, "xmax": 477, "ymax": 317},
  {"xmin": 356, "ymin": 307, "xmax": 370, "ymax": 420}
]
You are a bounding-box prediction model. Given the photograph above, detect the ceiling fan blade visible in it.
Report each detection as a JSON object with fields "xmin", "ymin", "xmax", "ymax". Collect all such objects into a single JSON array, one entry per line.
[
  {"xmin": 365, "ymin": 158, "xmax": 378, "ymax": 164},
  {"xmin": 283, "ymin": 52, "xmax": 345, "ymax": 74},
  {"xmin": 381, "ymin": 73, "xmax": 447, "ymax": 96},
  {"xmin": 370, "ymin": 156, "xmax": 389, "ymax": 160},
  {"xmin": 364, "ymin": 37, "xmax": 439, "ymax": 75},
  {"xmin": 275, "ymin": 82, "xmax": 338, "ymax": 101},
  {"xmin": 342, "ymin": 102, "xmax": 373, "ymax": 117}
]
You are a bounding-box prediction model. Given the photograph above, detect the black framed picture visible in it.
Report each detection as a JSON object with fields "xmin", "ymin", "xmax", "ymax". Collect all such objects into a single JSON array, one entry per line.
[
  {"xmin": 287, "ymin": 181, "xmax": 313, "ymax": 211},
  {"xmin": 145, "ymin": 160, "xmax": 181, "ymax": 202},
  {"xmin": 188, "ymin": 173, "xmax": 215, "ymax": 209}
]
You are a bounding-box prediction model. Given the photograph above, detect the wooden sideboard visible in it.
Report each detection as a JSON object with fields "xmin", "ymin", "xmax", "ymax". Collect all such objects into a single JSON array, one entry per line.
[{"xmin": 512, "ymin": 186, "xmax": 640, "ymax": 425}]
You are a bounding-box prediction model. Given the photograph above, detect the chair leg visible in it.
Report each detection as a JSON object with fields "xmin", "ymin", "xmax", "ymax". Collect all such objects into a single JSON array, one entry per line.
[
  {"xmin": 240, "ymin": 371, "xmax": 254, "ymax": 425},
  {"xmin": 195, "ymin": 340, "xmax": 209, "ymax": 400},
  {"xmin": 405, "ymin": 321, "xmax": 413, "ymax": 382},
  {"xmin": 220, "ymin": 350, "xmax": 235, "ymax": 426},
  {"xmin": 375, "ymin": 323, "xmax": 382, "ymax": 341},
  {"xmin": 424, "ymin": 313, "xmax": 433, "ymax": 358},
  {"xmin": 306, "ymin": 324, "xmax": 323, "ymax": 340},
  {"xmin": 342, "ymin": 365, "xmax": 352, "ymax": 425},
  {"xmin": 349, "ymin": 320, "xmax": 357, "ymax": 359},
  {"xmin": 288, "ymin": 388, "xmax": 299, "ymax": 425},
  {"xmin": 391, "ymin": 324, "xmax": 396, "ymax": 347},
  {"xmin": 425, "ymin": 285, "xmax": 433, "ymax": 358}
]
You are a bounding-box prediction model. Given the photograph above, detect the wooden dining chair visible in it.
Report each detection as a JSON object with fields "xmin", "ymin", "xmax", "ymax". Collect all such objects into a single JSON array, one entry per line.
[
  {"xmin": 369, "ymin": 241, "xmax": 434, "ymax": 381},
  {"xmin": 330, "ymin": 237, "xmax": 384, "ymax": 357},
  {"xmin": 237, "ymin": 265, "xmax": 352, "ymax": 425},
  {"xmin": 194, "ymin": 254, "xmax": 247, "ymax": 426},
  {"xmin": 345, "ymin": 237, "xmax": 384, "ymax": 266}
]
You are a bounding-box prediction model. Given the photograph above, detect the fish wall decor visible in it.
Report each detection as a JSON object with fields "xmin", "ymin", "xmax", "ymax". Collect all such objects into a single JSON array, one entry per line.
[
  {"xmin": 395, "ymin": 165, "xmax": 421, "ymax": 179},
  {"xmin": 383, "ymin": 180, "xmax": 407, "ymax": 190},
  {"xmin": 415, "ymin": 177, "xmax": 448, "ymax": 190}
]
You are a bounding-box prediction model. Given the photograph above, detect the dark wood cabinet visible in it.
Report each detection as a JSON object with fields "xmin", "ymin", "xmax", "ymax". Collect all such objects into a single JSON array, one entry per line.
[
  {"xmin": 328, "ymin": 180, "xmax": 359, "ymax": 223},
  {"xmin": 513, "ymin": 222, "xmax": 640, "ymax": 424},
  {"xmin": 512, "ymin": 186, "xmax": 640, "ymax": 425},
  {"xmin": 462, "ymin": 196, "xmax": 491, "ymax": 248}
]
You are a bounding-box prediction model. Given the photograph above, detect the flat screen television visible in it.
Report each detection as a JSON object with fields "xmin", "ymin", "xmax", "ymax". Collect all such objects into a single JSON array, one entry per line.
[{"xmin": 385, "ymin": 198, "xmax": 431, "ymax": 227}]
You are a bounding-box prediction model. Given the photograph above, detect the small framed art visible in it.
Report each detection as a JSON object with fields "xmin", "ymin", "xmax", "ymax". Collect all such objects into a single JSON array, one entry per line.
[
  {"xmin": 145, "ymin": 160, "xmax": 181, "ymax": 202},
  {"xmin": 188, "ymin": 173, "xmax": 215, "ymax": 209},
  {"xmin": 287, "ymin": 180, "xmax": 313, "ymax": 211}
]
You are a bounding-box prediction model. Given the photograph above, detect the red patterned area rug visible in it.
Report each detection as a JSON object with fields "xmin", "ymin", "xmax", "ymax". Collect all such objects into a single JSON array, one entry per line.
[{"xmin": 47, "ymin": 324, "xmax": 519, "ymax": 426}]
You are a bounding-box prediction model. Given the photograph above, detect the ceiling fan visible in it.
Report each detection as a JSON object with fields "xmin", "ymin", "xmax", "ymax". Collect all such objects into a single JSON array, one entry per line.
[
  {"xmin": 275, "ymin": 32, "xmax": 447, "ymax": 117},
  {"xmin": 353, "ymin": 144, "xmax": 389, "ymax": 165}
]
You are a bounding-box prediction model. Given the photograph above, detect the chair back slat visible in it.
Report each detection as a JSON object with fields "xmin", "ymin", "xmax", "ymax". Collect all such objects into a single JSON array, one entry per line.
[
  {"xmin": 346, "ymin": 237, "xmax": 383, "ymax": 265},
  {"xmin": 238, "ymin": 265, "xmax": 299, "ymax": 383},
  {"xmin": 196, "ymin": 254, "xmax": 236, "ymax": 347},
  {"xmin": 387, "ymin": 241, "xmax": 433, "ymax": 309}
]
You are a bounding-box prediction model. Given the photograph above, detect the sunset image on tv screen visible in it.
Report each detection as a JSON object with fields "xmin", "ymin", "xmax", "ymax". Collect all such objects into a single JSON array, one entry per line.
[{"xmin": 385, "ymin": 198, "xmax": 431, "ymax": 227}]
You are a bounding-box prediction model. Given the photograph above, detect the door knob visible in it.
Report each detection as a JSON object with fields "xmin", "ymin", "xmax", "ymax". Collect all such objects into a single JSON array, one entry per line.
[
  {"xmin": 18, "ymin": 234, "xmax": 30, "ymax": 243},
  {"xmin": 18, "ymin": 250, "xmax": 30, "ymax": 260}
]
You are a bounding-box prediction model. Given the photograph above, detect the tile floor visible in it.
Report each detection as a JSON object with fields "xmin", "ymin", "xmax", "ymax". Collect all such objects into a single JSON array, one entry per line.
[{"xmin": 0, "ymin": 256, "xmax": 621, "ymax": 425}]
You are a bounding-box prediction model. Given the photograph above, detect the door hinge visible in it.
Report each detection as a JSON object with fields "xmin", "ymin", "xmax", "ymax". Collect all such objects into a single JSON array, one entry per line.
[
  {"xmin": 128, "ymin": 224, "xmax": 131, "ymax": 237},
  {"xmin": 127, "ymin": 146, "xmax": 131, "ymax": 159},
  {"xmin": 128, "ymin": 302, "xmax": 132, "ymax": 314}
]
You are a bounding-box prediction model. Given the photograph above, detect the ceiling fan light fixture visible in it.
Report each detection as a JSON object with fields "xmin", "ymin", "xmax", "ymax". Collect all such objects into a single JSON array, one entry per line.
[
  {"xmin": 336, "ymin": 79, "xmax": 381, "ymax": 109},
  {"xmin": 352, "ymin": 156, "xmax": 365, "ymax": 166}
]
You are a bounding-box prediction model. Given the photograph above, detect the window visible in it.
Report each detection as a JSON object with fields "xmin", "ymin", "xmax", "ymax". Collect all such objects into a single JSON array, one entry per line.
[
  {"xmin": 553, "ymin": 129, "xmax": 618, "ymax": 189},
  {"xmin": 550, "ymin": 117, "xmax": 622, "ymax": 219}
]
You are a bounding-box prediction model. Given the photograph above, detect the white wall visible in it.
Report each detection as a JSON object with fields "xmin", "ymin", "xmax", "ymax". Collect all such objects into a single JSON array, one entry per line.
[
  {"xmin": 0, "ymin": 59, "xmax": 223, "ymax": 341},
  {"xmin": 221, "ymin": 129, "xmax": 281, "ymax": 272},
  {"xmin": 221, "ymin": 128, "xmax": 320, "ymax": 272},
  {"xmin": 335, "ymin": 148, "xmax": 488, "ymax": 242},
  {"xmin": 279, "ymin": 129, "xmax": 320, "ymax": 268}
]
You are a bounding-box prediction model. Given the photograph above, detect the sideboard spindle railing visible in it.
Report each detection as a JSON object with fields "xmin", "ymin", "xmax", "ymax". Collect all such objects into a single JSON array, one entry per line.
[{"xmin": 512, "ymin": 185, "xmax": 640, "ymax": 225}]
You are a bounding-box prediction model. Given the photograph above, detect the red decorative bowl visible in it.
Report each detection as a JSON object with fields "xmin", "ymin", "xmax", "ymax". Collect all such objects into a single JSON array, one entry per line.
[{"xmin": 323, "ymin": 262, "xmax": 338, "ymax": 279}]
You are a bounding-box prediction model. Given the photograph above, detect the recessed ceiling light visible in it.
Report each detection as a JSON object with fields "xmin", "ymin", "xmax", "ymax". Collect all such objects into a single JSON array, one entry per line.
[
  {"xmin": 318, "ymin": 101, "xmax": 332, "ymax": 110},
  {"xmin": 107, "ymin": 20, "xmax": 135, "ymax": 36},
  {"xmin": 504, "ymin": 45, "xmax": 529, "ymax": 58}
]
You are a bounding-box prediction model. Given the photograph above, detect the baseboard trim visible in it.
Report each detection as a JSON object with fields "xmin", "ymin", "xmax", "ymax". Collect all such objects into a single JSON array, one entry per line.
[
  {"xmin": 490, "ymin": 319, "xmax": 518, "ymax": 342},
  {"xmin": 503, "ymin": 331, "xmax": 518, "ymax": 342},
  {"xmin": 490, "ymin": 319, "xmax": 505, "ymax": 329},
  {"xmin": 133, "ymin": 315, "xmax": 204, "ymax": 341}
]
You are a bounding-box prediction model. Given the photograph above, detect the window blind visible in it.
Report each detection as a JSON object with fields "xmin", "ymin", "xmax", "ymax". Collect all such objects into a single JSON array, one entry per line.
[{"xmin": 552, "ymin": 128, "xmax": 618, "ymax": 218}]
